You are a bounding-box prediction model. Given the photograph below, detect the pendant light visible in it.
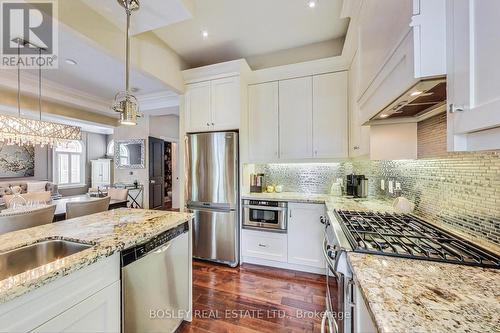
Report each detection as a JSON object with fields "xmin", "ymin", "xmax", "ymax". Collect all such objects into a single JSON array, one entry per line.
[
  {"xmin": 0, "ymin": 39, "xmax": 81, "ymax": 146},
  {"xmin": 112, "ymin": 0, "xmax": 142, "ymax": 126}
]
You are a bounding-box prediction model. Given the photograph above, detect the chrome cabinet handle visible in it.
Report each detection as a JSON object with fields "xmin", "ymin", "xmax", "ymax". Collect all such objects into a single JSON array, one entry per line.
[
  {"xmin": 449, "ymin": 104, "xmax": 464, "ymax": 114},
  {"xmin": 258, "ymin": 243, "xmax": 267, "ymax": 248},
  {"xmin": 206, "ymin": 122, "xmax": 210, "ymax": 126},
  {"xmin": 289, "ymin": 209, "xmax": 292, "ymax": 219},
  {"xmin": 211, "ymin": 122, "xmax": 214, "ymax": 126},
  {"xmin": 347, "ymin": 279, "xmax": 356, "ymax": 307},
  {"xmin": 353, "ymin": 146, "xmax": 360, "ymax": 150}
]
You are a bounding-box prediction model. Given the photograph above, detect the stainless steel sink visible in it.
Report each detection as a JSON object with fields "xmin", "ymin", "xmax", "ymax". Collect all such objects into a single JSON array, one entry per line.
[{"xmin": 0, "ymin": 240, "xmax": 93, "ymax": 281}]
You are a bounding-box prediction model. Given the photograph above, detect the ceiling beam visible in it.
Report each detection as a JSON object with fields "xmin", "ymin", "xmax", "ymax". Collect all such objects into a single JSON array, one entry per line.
[
  {"xmin": 55, "ymin": 0, "xmax": 187, "ymax": 94},
  {"xmin": 0, "ymin": 89, "xmax": 119, "ymax": 127}
]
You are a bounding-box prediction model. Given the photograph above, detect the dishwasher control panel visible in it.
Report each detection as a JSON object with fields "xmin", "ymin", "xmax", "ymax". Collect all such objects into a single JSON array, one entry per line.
[{"xmin": 121, "ymin": 221, "xmax": 189, "ymax": 267}]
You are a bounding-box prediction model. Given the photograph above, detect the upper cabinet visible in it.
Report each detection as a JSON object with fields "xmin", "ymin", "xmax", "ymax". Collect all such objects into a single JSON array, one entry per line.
[
  {"xmin": 185, "ymin": 76, "xmax": 240, "ymax": 133},
  {"xmin": 313, "ymin": 72, "xmax": 348, "ymax": 158},
  {"xmin": 447, "ymin": 0, "xmax": 500, "ymax": 151},
  {"xmin": 248, "ymin": 82, "xmax": 279, "ymax": 162},
  {"xmin": 349, "ymin": 52, "xmax": 370, "ymax": 157},
  {"xmin": 247, "ymin": 71, "xmax": 348, "ymax": 162},
  {"xmin": 279, "ymin": 77, "xmax": 313, "ymax": 160}
]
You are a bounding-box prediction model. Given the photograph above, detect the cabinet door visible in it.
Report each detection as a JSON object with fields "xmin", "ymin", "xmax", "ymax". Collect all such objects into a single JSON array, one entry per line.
[
  {"xmin": 447, "ymin": 0, "xmax": 500, "ymax": 150},
  {"xmin": 349, "ymin": 52, "xmax": 370, "ymax": 157},
  {"xmin": 101, "ymin": 161, "xmax": 110, "ymax": 183},
  {"xmin": 185, "ymin": 81, "xmax": 211, "ymax": 133},
  {"xmin": 248, "ymin": 82, "xmax": 279, "ymax": 161},
  {"xmin": 287, "ymin": 203, "xmax": 326, "ymax": 268},
  {"xmin": 279, "ymin": 77, "xmax": 313, "ymax": 160},
  {"xmin": 313, "ymin": 72, "xmax": 348, "ymax": 158},
  {"xmin": 32, "ymin": 281, "xmax": 120, "ymax": 333},
  {"xmin": 211, "ymin": 76, "xmax": 240, "ymax": 130}
]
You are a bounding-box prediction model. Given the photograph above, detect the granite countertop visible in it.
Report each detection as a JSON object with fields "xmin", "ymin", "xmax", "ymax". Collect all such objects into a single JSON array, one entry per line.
[
  {"xmin": 348, "ymin": 253, "xmax": 500, "ymax": 333},
  {"xmin": 242, "ymin": 191, "xmax": 395, "ymax": 212},
  {"xmin": 243, "ymin": 192, "xmax": 500, "ymax": 333},
  {"xmin": 0, "ymin": 208, "xmax": 193, "ymax": 304}
]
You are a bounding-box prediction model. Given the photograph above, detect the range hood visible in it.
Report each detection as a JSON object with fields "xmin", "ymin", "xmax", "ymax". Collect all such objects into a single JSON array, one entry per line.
[{"xmin": 369, "ymin": 77, "xmax": 447, "ymax": 123}]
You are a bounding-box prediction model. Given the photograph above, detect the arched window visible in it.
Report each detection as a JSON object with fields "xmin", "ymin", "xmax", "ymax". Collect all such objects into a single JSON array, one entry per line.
[{"xmin": 54, "ymin": 140, "xmax": 85, "ymax": 186}]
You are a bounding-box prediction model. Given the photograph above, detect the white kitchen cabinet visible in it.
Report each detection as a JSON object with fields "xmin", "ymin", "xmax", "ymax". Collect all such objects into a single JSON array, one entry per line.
[
  {"xmin": 353, "ymin": 282, "xmax": 377, "ymax": 333},
  {"xmin": 287, "ymin": 203, "xmax": 326, "ymax": 269},
  {"xmin": 279, "ymin": 77, "xmax": 313, "ymax": 160},
  {"xmin": 185, "ymin": 77, "xmax": 240, "ymax": 133},
  {"xmin": 185, "ymin": 81, "xmax": 211, "ymax": 132},
  {"xmin": 312, "ymin": 72, "xmax": 348, "ymax": 158},
  {"xmin": 211, "ymin": 76, "xmax": 241, "ymax": 131},
  {"xmin": 91, "ymin": 159, "xmax": 113, "ymax": 189},
  {"xmin": 349, "ymin": 52, "xmax": 370, "ymax": 157},
  {"xmin": 0, "ymin": 254, "xmax": 120, "ymax": 333},
  {"xmin": 248, "ymin": 82, "xmax": 279, "ymax": 161},
  {"xmin": 242, "ymin": 229, "xmax": 287, "ymax": 263},
  {"xmin": 32, "ymin": 281, "xmax": 120, "ymax": 333},
  {"xmin": 447, "ymin": 0, "xmax": 500, "ymax": 151}
]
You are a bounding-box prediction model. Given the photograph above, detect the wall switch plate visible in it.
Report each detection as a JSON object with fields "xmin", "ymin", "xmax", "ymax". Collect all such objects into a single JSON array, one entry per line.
[
  {"xmin": 380, "ymin": 179, "xmax": 385, "ymax": 190},
  {"xmin": 388, "ymin": 180, "xmax": 394, "ymax": 194},
  {"xmin": 395, "ymin": 182, "xmax": 401, "ymax": 191}
]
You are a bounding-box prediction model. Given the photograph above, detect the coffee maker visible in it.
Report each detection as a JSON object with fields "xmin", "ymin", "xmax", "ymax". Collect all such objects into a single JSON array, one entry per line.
[{"xmin": 346, "ymin": 174, "xmax": 368, "ymax": 198}]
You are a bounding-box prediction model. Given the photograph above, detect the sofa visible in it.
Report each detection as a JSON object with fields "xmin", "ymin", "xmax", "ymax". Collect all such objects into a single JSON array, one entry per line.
[{"xmin": 0, "ymin": 181, "xmax": 58, "ymax": 205}]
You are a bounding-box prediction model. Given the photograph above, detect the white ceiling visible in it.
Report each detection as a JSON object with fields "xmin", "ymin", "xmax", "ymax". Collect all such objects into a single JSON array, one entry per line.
[
  {"xmin": 31, "ymin": 26, "xmax": 170, "ymax": 102},
  {"xmin": 84, "ymin": 0, "xmax": 193, "ymax": 35},
  {"xmin": 153, "ymin": 0, "xmax": 349, "ymax": 68}
]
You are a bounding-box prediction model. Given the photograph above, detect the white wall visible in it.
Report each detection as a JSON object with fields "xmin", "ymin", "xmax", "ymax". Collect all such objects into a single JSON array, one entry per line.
[
  {"xmin": 149, "ymin": 114, "xmax": 180, "ymax": 140},
  {"xmin": 112, "ymin": 115, "xmax": 150, "ymax": 208}
]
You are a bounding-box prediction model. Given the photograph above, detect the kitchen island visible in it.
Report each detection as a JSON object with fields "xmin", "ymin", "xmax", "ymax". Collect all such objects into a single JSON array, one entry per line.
[{"xmin": 0, "ymin": 208, "xmax": 193, "ymax": 332}]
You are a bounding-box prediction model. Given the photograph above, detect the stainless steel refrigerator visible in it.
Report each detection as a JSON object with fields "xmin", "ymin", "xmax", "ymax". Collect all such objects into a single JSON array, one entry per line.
[{"xmin": 185, "ymin": 131, "xmax": 239, "ymax": 267}]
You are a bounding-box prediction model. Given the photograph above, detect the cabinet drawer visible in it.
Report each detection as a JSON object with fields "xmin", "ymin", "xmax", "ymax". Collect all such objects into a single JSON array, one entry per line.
[{"xmin": 242, "ymin": 229, "xmax": 287, "ymax": 262}]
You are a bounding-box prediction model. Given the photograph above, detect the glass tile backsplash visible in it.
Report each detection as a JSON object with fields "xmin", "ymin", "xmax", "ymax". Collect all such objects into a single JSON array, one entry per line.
[{"xmin": 251, "ymin": 150, "xmax": 500, "ymax": 246}]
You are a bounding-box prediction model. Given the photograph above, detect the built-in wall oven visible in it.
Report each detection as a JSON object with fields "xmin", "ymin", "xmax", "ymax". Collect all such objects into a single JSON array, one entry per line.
[
  {"xmin": 321, "ymin": 216, "xmax": 354, "ymax": 333},
  {"xmin": 242, "ymin": 200, "xmax": 287, "ymax": 232}
]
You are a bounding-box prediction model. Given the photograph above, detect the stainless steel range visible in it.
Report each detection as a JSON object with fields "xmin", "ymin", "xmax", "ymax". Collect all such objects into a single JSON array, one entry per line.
[
  {"xmin": 334, "ymin": 210, "xmax": 499, "ymax": 268},
  {"xmin": 322, "ymin": 210, "xmax": 499, "ymax": 333}
]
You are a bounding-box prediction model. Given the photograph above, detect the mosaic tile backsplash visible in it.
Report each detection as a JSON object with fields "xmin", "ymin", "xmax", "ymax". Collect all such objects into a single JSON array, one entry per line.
[{"xmin": 252, "ymin": 151, "xmax": 500, "ymax": 246}]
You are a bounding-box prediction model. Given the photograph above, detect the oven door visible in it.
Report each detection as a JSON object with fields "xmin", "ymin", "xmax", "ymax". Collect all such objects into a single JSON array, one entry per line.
[
  {"xmin": 243, "ymin": 204, "xmax": 287, "ymax": 231},
  {"xmin": 323, "ymin": 236, "xmax": 345, "ymax": 333}
]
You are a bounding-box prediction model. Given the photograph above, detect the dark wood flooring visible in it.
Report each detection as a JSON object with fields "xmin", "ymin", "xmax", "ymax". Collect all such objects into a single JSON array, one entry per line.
[{"xmin": 176, "ymin": 260, "xmax": 327, "ymax": 333}]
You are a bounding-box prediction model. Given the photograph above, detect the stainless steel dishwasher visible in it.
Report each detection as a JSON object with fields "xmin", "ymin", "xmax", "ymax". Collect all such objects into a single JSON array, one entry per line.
[{"xmin": 121, "ymin": 222, "xmax": 190, "ymax": 333}]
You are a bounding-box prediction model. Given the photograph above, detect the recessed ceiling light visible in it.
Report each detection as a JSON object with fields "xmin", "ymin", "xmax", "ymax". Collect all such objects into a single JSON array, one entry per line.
[
  {"xmin": 380, "ymin": 114, "xmax": 389, "ymax": 119},
  {"xmin": 201, "ymin": 30, "xmax": 209, "ymax": 39},
  {"xmin": 410, "ymin": 91, "xmax": 423, "ymax": 97},
  {"xmin": 308, "ymin": 0, "xmax": 317, "ymax": 8},
  {"xmin": 65, "ymin": 58, "xmax": 77, "ymax": 65}
]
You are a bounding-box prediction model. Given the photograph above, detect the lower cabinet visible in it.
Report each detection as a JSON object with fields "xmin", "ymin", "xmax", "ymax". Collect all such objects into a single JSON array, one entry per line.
[
  {"xmin": 0, "ymin": 254, "xmax": 120, "ymax": 333},
  {"xmin": 287, "ymin": 203, "xmax": 326, "ymax": 269},
  {"xmin": 242, "ymin": 229, "xmax": 287, "ymax": 263},
  {"xmin": 241, "ymin": 202, "xmax": 326, "ymax": 273},
  {"xmin": 353, "ymin": 283, "xmax": 377, "ymax": 333},
  {"xmin": 32, "ymin": 281, "xmax": 121, "ymax": 333}
]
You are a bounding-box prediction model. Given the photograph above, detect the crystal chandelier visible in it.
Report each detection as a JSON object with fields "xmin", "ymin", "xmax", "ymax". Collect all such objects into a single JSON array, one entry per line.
[
  {"xmin": 0, "ymin": 40, "xmax": 81, "ymax": 147},
  {"xmin": 112, "ymin": 0, "xmax": 142, "ymax": 126}
]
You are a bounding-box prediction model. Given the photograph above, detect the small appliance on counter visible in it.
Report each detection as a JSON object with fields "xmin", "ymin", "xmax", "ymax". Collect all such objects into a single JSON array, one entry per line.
[
  {"xmin": 346, "ymin": 174, "xmax": 368, "ymax": 198},
  {"xmin": 250, "ymin": 173, "xmax": 265, "ymax": 193}
]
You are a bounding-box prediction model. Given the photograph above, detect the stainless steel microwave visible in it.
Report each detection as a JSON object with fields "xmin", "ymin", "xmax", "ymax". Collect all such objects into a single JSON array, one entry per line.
[{"xmin": 242, "ymin": 199, "xmax": 287, "ymax": 232}]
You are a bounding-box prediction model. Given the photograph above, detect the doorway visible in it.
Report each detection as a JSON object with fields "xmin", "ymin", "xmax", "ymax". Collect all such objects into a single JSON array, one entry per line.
[{"xmin": 148, "ymin": 136, "xmax": 179, "ymax": 210}]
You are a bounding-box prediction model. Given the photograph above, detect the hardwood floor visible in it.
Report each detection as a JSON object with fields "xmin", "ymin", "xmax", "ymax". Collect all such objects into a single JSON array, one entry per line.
[{"xmin": 176, "ymin": 260, "xmax": 328, "ymax": 333}]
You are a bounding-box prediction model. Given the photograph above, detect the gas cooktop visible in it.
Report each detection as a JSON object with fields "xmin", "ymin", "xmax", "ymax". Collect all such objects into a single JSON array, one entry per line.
[{"xmin": 334, "ymin": 210, "xmax": 499, "ymax": 269}]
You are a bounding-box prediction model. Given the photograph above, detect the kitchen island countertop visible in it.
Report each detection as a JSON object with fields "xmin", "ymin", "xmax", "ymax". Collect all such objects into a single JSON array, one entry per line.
[{"xmin": 0, "ymin": 208, "xmax": 193, "ymax": 304}]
